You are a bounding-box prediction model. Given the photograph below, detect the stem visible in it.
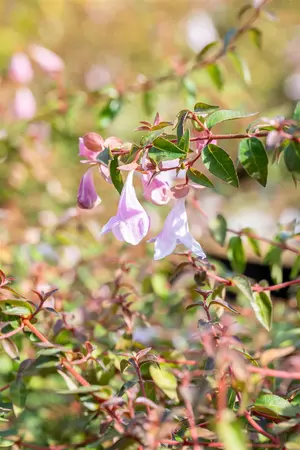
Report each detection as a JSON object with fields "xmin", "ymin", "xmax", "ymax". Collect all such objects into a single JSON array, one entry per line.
[
  {"xmin": 249, "ymin": 366, "xmax": 300, "ymax": 380},
  {"xmin": 227, "ymin": 228, "xmax": 300, "ymax": 255},
  {"xmin": 22, "ymin": 319, "xmax": 53, "ymax": 345},
  {"xmin": 0, "ymin": 324, "xmax": 24, "ymax": 340},
  {"xmin": 133, "ymin": 359, "xmax": 150, "ymax": 415},
  {"xmin": 235, "ymin": 390, "xmax": 278, "ymax": 444},
  {"xmin": 252, "ymin": 278, "xmax": 300, "ymax": 292},
  {"xmin": 61, "ymin": 359, "xmax": 91, "ymax": 387}
]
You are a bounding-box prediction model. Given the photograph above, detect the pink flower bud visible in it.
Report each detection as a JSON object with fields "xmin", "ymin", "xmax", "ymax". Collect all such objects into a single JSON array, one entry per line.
[
  {"xmin": 83, "ymin": 132, "xmax": 104, "ymax": 152},
  {"xmin": 29, "ymin": 45, "xmax": 64, "ymax": 74},
  {"xmin": 77, "ymin": 168, "xmax": 101, "ymax": 209},
  {"xmin": 9, "ymin": 52, "xmax": 33, "ymax": 84},
  {"xmin": 13, "ymin": 87, "xmax": 36, "ymax": 120}
]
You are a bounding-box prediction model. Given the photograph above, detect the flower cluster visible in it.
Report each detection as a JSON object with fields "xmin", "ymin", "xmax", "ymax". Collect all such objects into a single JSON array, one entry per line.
[
  {"xmin": 77, "ymin": 129, "xmax": 207, "ymax": 261},
  {"xmin": 9, "ymin": 46, "xmax": 64, "ymax": 120}
]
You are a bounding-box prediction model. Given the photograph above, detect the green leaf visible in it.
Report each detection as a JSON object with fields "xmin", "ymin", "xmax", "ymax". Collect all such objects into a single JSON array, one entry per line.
[
  {"xmin": 194, "ymin": 102, "xmax": 219, "ymax": 115},
  {"xmin": 176, "ymin": 110, "xmax": 190, "ymax": 141},
  {"xmin": 209, "ymin": 214, "xmax": 227, "ymax": 246},
  {"xmin": 140, "ymin": 128, "xmax": 167, "ymax": 147},
  {"xmin": 178, "ymin": 129, "xmax": 190, "ymax": 154},
  {"xmin": 284, "ymin": 141, "xmax": 300, "ymax": 174},
  {"xmin": 291, "ymin": 255, "xmax": 300, "ymax": 279},
  {"xmin": 96, "ymin": 147, "xmax": 112, "ymax": 166},
  {"xmin": 97, "ymin": 97, "xmax": 122, "ymax": 129},
  {"xmin": 253, "ymin": 291, "xmax": 273, "ymax": 331},
  {"xmin": 238, "ymin": 137, "xmax": 268, "ymax": 186},
  {"xmin": 249, "ymin": 27, "xmax": 262, "ymax": 49},
  {"xmin": 240, "ymin": 228, "xmax": 261, "ymax": 257},
  {"xmin": 0, "ymin": 439, "xmax": 16, "ymax": 447},
  {"xmin": 149, "ymin": 137, "xmax": 186, "ymax": 163},
  {"xmin": 2, "ymin": 306, "xmax": 32, "ymax": 316},
  {"xmin": 228, "ymin": 236, "xmax": 246, "ymax": 273},
  {"xmin": 228, "ymin": 51, "xmax": 251, "ymax": 85},
  {"xmin": 206, "ymin": 110, "xmax": 258, "ymax": 129},
  {"xmin": 209, "ymin": 299, "xmax": 239, "ymax": 314},
  {"xmin": 109, "ymin": 156, "xmax": 123, "ymax": 195},
  {"xmin": 207, "ymin": 63, "xmax": 224, "ymax": 90},
  {"xmin": 293, "ymin": 101, "xmax": 300, "ymax": 121},
  {"xmin": 58, "ymin": 386, "xmax": 108, "ymax": 395},
  {"xmin": 264, "ymin": 246, "xmax": 282, "ymax": 284},
  {"xmin": 10, "ymin": 380, "xmax": 27, "ymax": 408},
  {"xmin": 196, "ymin": 40, "xmax": 219, "ymax": 59},
  {"xmin": 217, "ymin": 410, "xmax": 247, "ymax": 450},
  {"xmin": 149, "ymin": 365, "xmax": 178, "ymax": 402},
  {"xmin": 233, "ymin": 275, "xmax": 272, "ymax": 330},
  {"xmin": 254, "ymin": 394, "xmax": 300, "ymax": 418},
  {"xmin": 202, "ymin": 144, "xmax": 239, "ymax": 187},
  {"xmin": 120, "ymin": 144, "xmax": 140, "ymax": 165},
  {"xmin": 1, "ymin": 338, "xmax": 19, "ymax": 360},
  {"xmin": 187, "ymin": 168, "xmax": 214, "ymax": 188}
]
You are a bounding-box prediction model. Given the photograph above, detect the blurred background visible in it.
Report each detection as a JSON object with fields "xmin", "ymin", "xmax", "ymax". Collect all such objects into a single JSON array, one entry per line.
[
  {"xmin": 1, "ymin": 2, "xmax": 300, "ymax": 445},
  {"xmin": 0, "ymin": 0, "xmax": 300, "ymax": 284}
]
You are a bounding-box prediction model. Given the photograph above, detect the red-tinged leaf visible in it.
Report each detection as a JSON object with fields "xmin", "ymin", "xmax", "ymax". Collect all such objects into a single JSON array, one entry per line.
[{"xmin": 136, "ymin": 347, "xmax": 152, "ymax": 361}]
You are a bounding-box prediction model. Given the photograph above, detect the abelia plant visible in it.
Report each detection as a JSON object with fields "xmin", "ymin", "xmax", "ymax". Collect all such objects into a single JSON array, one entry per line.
[{"xmin": 1, "ymin": 1, "xmax": 300, "ymax": 450}]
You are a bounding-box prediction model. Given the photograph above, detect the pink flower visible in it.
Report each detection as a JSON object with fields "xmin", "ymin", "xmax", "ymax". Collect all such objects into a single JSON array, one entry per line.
[
  {"xmin": 77, "ymin": 168, "xmax": 101, "ymax": 209},
  {"xmin": 9, "ymin": 52, "xmax": 33, "ymax": 84},
  {"xmin": 29, "ymin": 45, "xmax": 64, "ymax": 73},
  {"xmin": 191, "ymin": 130, "xmax": 217, "ymax": 153},
  {"xmin": 142, "ymin": 173, "xmax": 171, "ymax": 206},
  {"xmin": 150, "ymin": 198, "xmax": 206, "ymax": 260},
  {"xmin": 13, "ymin": 87, "xmax": 36, "ymax": 120},
  {"xmin": 101, "ymin": 171, "xmax": 150, "ymax": 245}
]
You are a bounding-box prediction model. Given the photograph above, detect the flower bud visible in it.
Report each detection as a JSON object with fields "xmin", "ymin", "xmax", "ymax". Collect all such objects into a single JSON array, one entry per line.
[
  {"xmin": 29, "ymin": 45, "xmax": 64, "ymax": 73},
  {"xmin": 77, "ymin": 168, "xmax": 101, "ymax": 209},
  {"xmin": 83, "ymin": 132, "xmax": 104, "ymax": 152},
  {"xmin": 9, "ymin": 52, "xmax": 33, "ymax": 84},
  {"xmin": 13, "ymin": 87, "xmax": 36, "ymax": 120}
]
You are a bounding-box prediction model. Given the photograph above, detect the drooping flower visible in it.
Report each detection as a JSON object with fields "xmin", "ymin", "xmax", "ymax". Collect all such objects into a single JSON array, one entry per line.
[
  {"xmin": 101, "ymin": 171, "xmax": 150, "ymax": 245},
  {"xmin": 13, "ymin": 87, "xmax": 36, "ymax": 120},
  {"xmin": 142, "ymin": 173, "xmax": 171, "ymax": 206},
  {"xmin": 29, "ymin": 45, "xmax": 64, "ymax": 74},
  {"xmin": 151, "ymin": 197, "xmax": 206, "ymax": 260},
  {"xmin": 9, "ymin": 52, "xmax": 33, "ymax": 84},
  {"xmin": 77, "ymin": 168, "xmax": 101, "ymax": 209}
]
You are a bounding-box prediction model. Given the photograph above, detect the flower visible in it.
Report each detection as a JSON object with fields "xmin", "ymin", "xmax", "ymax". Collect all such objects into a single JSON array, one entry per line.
[
  {"xmin": 29, "ymin": 45, "xmax": 64, "ymax": 73},
  {"xmin": 151, "ymin": 197, "xmax": 206, "ymax": 260},
  {"xmin": 9, "ymin": 52, "xmax": 33, "ymax": 84},
  {"xmin": 142, "ymin": 173, "xmax": 171, "ymax": 205},
  {"xmin": 79, "ymin": 135, "xmax": 123, "ymax": 161},
  {"xmin": 13, "ymin": 87, "xmax": 36, "ymax": 120},
  {"xmin": 77, "ymin": 168, "xmax": 101, "ymax": 209},
  {"xmin": 101, "ymin": 171, "xmax": 150, "ymax": 245}
]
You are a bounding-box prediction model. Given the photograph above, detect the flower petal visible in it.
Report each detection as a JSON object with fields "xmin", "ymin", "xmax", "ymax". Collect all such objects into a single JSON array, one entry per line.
[
  {"xmin": 101, "ymin": 215, "xmax": 119, "ymax": 235},
  {"xmin": 180, "ymin": 233, "xmax": 206, "ymax": 259}
]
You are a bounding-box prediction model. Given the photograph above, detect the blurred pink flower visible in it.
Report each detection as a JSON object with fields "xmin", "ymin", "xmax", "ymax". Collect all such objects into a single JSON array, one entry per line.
[
  {"xmin": 101, "ymin": 171, "xmax": 150, "ymax": 245},
  {"xmin": 142, "ymin": 173, "xmax": 171, "ymax": 206},
  {"xmin": 9, "ymin": 52, "xmax": 33, "ymax": 84},
  {"xmin": 150, "ymin": 198, "xmax": 206, "ymax": 260},
  {"xmin": 13, "ymin": 87, "xmax": 36, "ymax": 120},
  {"xmin": 29, "ymin": 45, "xmax": 64, "ymax": 73},
  {"xmin": 191, "ymin": 130, "xmax": 216, "ymax": 153},
  {"xmin": 77, "ymin": 168, "xmax": 101, "ymax": 209}
]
